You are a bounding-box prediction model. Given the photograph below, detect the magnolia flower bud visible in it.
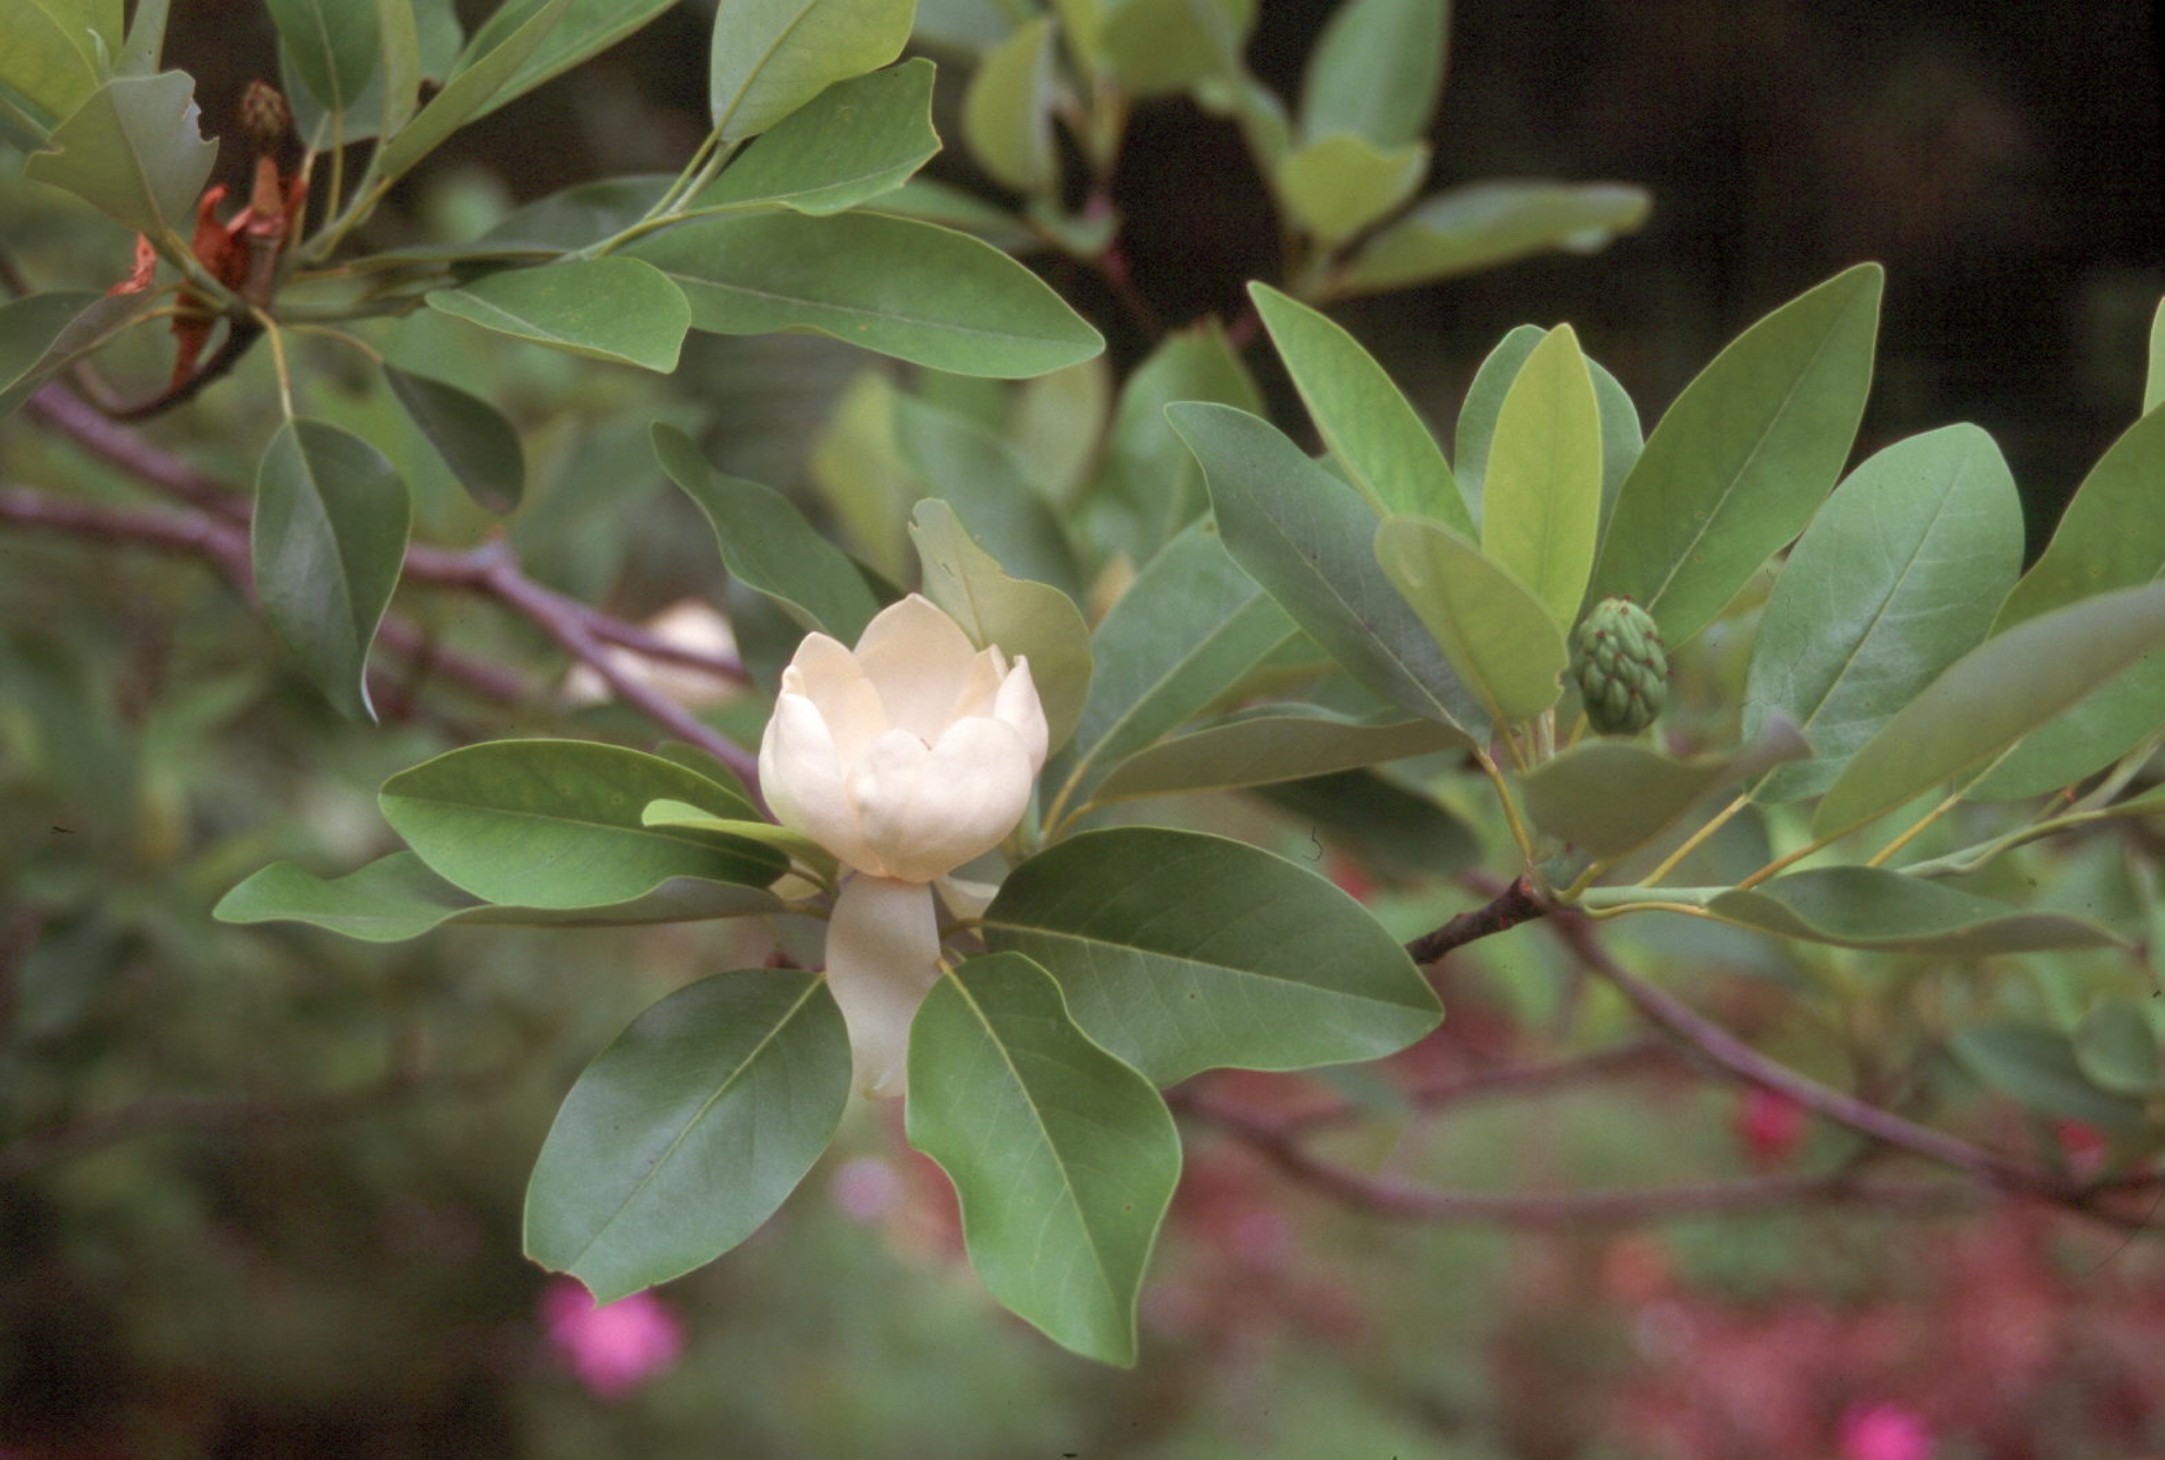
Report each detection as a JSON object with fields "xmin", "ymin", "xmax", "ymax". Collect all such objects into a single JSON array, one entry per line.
[
  {"xmin": 759, "ymin": 595, "xmax": 1048, "ymax": 1097},
  {"xmin": 1571, "ymin": 596, "xmax": 1667, "ymax": 736}
]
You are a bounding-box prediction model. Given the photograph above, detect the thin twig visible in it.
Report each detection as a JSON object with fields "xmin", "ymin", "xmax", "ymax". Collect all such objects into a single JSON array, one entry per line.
[{"xmin": 1404, "ymin": 872, "xmax": 1547, "ymax": 965}]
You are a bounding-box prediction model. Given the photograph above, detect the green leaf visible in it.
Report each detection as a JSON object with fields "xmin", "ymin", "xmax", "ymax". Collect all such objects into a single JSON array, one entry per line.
[
  {"xmin": 381, "ymin": 364, "xmax": 524, "ymax": 513},
  {"xmin": 1094, "ymin": 705, "xmax": 1466, "ymax": 803},
  {"xmin": 1456, "ymin": 325, "xmax": 1645, "ymax": 536},
  {"xmin": 0, "ymin": 289, "xmax": 154, "ymax": 420},
  {"xmin": 2075, "ymin": 997, "xmax": 2161, "ymax": 1096},
  {"xmin": 281, "ymin": 0, "xmax": 457, "ymax": 147},
  {"xmin": 371, "ymin": 0, "xmax": 424, "ymax": 141},
  {"xmin": 253, "ymin": 419, "xmax": 411, "ymax": 723},
  {"xmin": 639, "ymin": 800, "xmax": 835, "ymax": 875},
  {"xmin": 425, "ymin": 257, "xmax": 690, "ymax": 372},
  {"xmin": 1168, "ymin": 402, "xmax": 1484, "ymax": 733},
  {"xmin": 116, "ymin": 0, "xmax": 168, "ymax": 74},
  {"xmin": 1257, "ymin": 768, "xmax": 1481, "ymax": 876},
  {"xmin": 1049, "ymin": 519, "xmax": 1295, "ymax": 807},
  {"xmin": 983, "ymin": 827, "xmax": 1440, "ymax": 1084},
  {"xmin": 1522, "ymin": 720, "xmax": 1810, "ymax": 861},
  {"xmin": 380, "ymin": 739, "xmax": 789, "ymax": 908},
  {"xmin": 1373, "ymin": 514, "xmax": 1566, "ymax": 724},
  {"xmin": 962, "ymin": 16, "xmax": 1056, "ymax": 195},
  {"xmin": 1336, "ymin": 180, "xmax": 1651, "ymax": 297},
  {"xmin": 910, "ymin": 499, "xmax": 1093, "ymax": 752},
  {"xmin": 527, "ymin": 968, "xmax": 851, "ymax": 1302},
  {"xmin": 693, "ymin": 59, "xmax": 938, "ymax": 216},
  {"xmin": 214, "ymin": 850, "xmax": 780, "ymax": 942},
  {"xmin": 25, "ymin": 72, "xmax": 217, "ymax": 239},
  {"xmin": 1091, "ymin": 321, "xmax": 1260, "ymax": 559},
  {"xmin": 1967, "ymin": 404, "xmax": 2165, "ymax": 800},
  {"xmin": 471, "ymin": 174, "xmax": 671, "ymax": 256},
  {"xmin": 375, "ymin": 0, "xmax": 571, "ymax": 181},
  {"xmin": 1299, "ymin": 0, "xmax": 1447, "ymax": 148},
  {"xmin": 1013, "ymin": 358, "xmax": 1111, "ymax": 503},
  {"xmin": 1950, "ymin": 1023, "xmax": 2148, "ymax": 1130},
  {"xmin": 1098, "ymin": 0, "xmax": 1254, "ymax": 97},
  {"xmin": 268, "ymin": 0, "xmax": 379, "ymax": 115},
  {"xmin": 1704, "ymin": 868, "xmax": 2122, "ymax": 956},
  {"xmin": 627, "ymin": 212, "xmax": 1105, "ymax": 378},
  {"xmin": 461, "ymin": 0, "xmax": 676, "ymax": 122},
  {"xmin": 710, "ymin": 0, "xmax": 913, "ymax": 140},
  {"xmin": 906, "ymin": 953, "xmax": 1179, "ymax": 1366},
  {"xmin": 651, "ymin": 423, "xmax": 880, "ymax": 642},
  {"xmin": 1744, "ymin": 425, "xmax": 2022, "ymax": 802},
  {"xmin": 1480, "ymin": 323, "xmax": 1602, "ymax": 628},
  {"xmin": 1593, "ymin": 264, "xmax": 1883, "ymax": 646},
  {"xmin": 1273, "ymin": 132, "xmax": 1427, "ymax": 249},
  {"xmin": 2148, "ymin": 298, "xmax": 2165, "ymax": 417},
  {"xmin": 1248, "ymin": 281, "xmax": 1468, "ymax": 533},
  {"xmin": 892, "ymin": 396, "xmax": 1082, "ymax": 596},
  {"xmin": 1813, "ymin": 580, "xmax": 2165, "ymax": 840},
  {"xmin": 0, "ymin": 0, "xmax": 110, "ymax": 129}
]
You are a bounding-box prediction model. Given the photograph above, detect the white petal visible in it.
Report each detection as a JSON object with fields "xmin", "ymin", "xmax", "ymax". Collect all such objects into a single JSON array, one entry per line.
[
  {"xmin": 759, "ymin": 692, "xmax": 878, "ymax": 872},
  {"xmin": 994, "ymin": 657, "xmax": 1050, "ymax": 774},
  {"xmin": 877, "ymin": 717, "xmax": 1036, "ymax": 883},
  {"xmin": 935, "ymin": 873, "xmax": 1000, "ymax": 919},
  {"xmin": 949, "ymin": 648, "xmax": 1007, "ymax": 722},
  {"xmin": 854, "ymin": 595, "xmax": 980, "ymax": 743},
  {"xmin": 848, "ymin": 727, "xmax": 933, "ymax": 879},
  {"xmin": 825, "ymin": 874, "xmax": 944, "ymax": 1099},
  {"xmin": 788, "ymin": 633, "xmax": 888, "ymax": 764}
]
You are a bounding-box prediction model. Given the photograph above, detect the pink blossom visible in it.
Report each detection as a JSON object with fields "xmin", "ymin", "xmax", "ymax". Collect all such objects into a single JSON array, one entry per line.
[
  {"xmin": 1839, "ymin": 1402, "xmax": 1934, "ymax": 1460},
  {"xmin": 1735, "ymin": 1087, "xmax": 1809, "ymax": 1168},
  {"xmin": 540, "ymin": 1278, "xmax": 685, "ymax": 1399}
]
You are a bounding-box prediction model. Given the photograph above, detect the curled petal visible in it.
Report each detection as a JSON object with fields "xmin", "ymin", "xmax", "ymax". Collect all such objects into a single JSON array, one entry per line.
[
  {"xmin": 993, "ymin": 658, "xmax": 1050, "ymax": 774},
  {"xmin": 825, "ymin": 874, "xmax": 944, "ymax": 1098},
  {"xmin": 948, "ymin": 646, "xmax": 1008, "ymax": 723},
  {"xmin": 760, "ymin": 692, "xmax": 879, "ymax": 872},
  {"xmin": 873, "ymin": 717, "xmax": 1036, "ymax": 883},
  {"xmin": 785, "ymin": 633, "xmax": 888, "ymax": 765},
  {"xmin": 854, "ymin": 596, "xmax": 982, "ymax": 743}
]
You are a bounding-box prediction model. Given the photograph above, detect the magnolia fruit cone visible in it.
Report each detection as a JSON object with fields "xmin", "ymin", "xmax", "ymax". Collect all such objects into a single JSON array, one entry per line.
[
  {"xmin": 758, "ymin": 595, "xmax": 1048, "ymax": 1097},
  {"xmin": 1571, "ymin": 596, "xmax": 1667, "ymax": 736}
]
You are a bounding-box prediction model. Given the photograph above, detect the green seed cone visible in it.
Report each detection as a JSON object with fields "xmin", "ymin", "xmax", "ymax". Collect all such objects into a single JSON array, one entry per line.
[{"xmin": 1571, "ymin": 597, "xmax": 1667, "ymax": 736}]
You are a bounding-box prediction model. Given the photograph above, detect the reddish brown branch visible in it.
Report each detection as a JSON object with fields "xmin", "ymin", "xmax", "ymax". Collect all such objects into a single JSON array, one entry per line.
[{"xmin": 1405, "ymin": 872, "xmax": 1548, "ymax": 964}]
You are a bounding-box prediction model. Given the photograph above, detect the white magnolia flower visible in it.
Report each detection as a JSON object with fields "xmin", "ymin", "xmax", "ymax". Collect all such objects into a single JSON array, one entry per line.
[{"xmin": 759, "ymin": 595, "xmax": 1048, "ymax": 1097}]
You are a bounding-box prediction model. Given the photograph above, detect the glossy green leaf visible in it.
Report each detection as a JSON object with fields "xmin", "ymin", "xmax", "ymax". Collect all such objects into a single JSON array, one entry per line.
[
  {"xmin": 1273, "ymin": 132, "xmax": 1427, "ymax": 249},
  {"xmin": 280, "ymin": 0, "xmax": 459, "ymax": 147},
  {"xmin": 1094, "ymin": 705, "xmax": 1466, "ymax": 803},
  {"xmin": 710, "ymin": 0, "xmax": 913, "ymax": 140},
  {"xmin": 253, "ymin": 420, "xmax": 411, "ymax": 723},
  {"xmin": 2147, "ymin": 298, "xmax": 2165, "ymax": 416},
  {"xmin": 1523, "ymin": 719, "xmax": 1809, "ymax": 861},
  {"xmin": 652, "ymin": 423, "xmax": 879, "ymax": 642},
  {"xmin": 694, "ymin": 59, "xmax": 938, "ymax": 216},
  {"xmin": 983, "ymin": 827, "xmax": 1440, "ymax": 1084},
  {"xmin": 1249, "ymin": 281, "xmax": 1468, "ymax": 533},
  {"xmin": 1091, "ymin": 321, "xmax": 1260, "ymax": 559},
  {"xmin": 1169, "ymin": 402, "xmax": 1484, "ymax": 733},
  {"xmin": 1744, "ymin": 425, "xmax": 2022, "ymax": 803},
  {"xmin": 527, "ymin": 968, "xmax": 851, "ymax": 1302},
  {"xmin": 1813, "ymin": 580, "xmax": 2165, "ymax": 840},
  {"xmin": 1336, "ymin": 180, "xmax": 1651, "ymax": 297},
  {"xmin": 906, "ymin": 953, "xmax": 1178, "ymax": 1366},
  {"xmin": 1048, "ymin": 519, "xmax": 1296, "ymax": 807},
  {"xmin": 461, "ymin": 0, "xmax": 676, "ymax": 122},
  {"xmin": 0, "ymin": 0, "xmax": 110, "ymax": 130},
  {"xmin": 892, "ymin": 397, "xmax": 1082, "ymax": 596},
  {"xmin": 425, "ymin": 257, "xmax": 690, "ymax": 372},
  {"xmin": 375, "ymin": 0, "xmax": 571, "ymax": 181},
  {"xmin": 1594, "ymin": 264, "xmax": 1883, "ymax": 645},
  {"xmin": 1707, "ymin": 868, "xmax": 2122, "ymax": 956},
  {"xmin": 382, "ymin": 364, "xmax": 524, "ymax": 513},
  {"xmin": 1098, "ymin": 0, "xmax": 1253, "ymax": 97},
  {"xmin": 370, "ymin": 0, "xmax": 423, "ymax": 140},
  {"xmin": 627, "ymin": 212, "xmax": 1105, "ymax": 378},
  {"xmin": 380, "ymin": 740, "xmax": 789, "ymax": 908},
  {"xmin": 1374, "ymin": 514, "xmax": 1566, "ymax": 724},
  {"xmin": 25, "ymin": 72, "xmax": 217, "ymax": 239},
  {"xmin": 910, "ymin": 500, "xmax": 1093, "ymax": 752},
  {"xmin": 1950, "ymin": 1024, "xmax": 2147, "ymax": 1130},
  {"xmin": 0, "ymin": 289, "xmax": 153, "ymax": 419},
  {"xmin": 1968, "ymin": 404, "xmax": 2165, "ymax": 800},
  {"xmin": 214, "ymin": 850, "xmax": 780, "ymax": 942},
  {"xmin": 468, "ymin": 174, "xmax": 671, "ymax": 256},
  {"xmin": 639, "ymin": 801, "xmax": 835, "ymax": 875},
  {"xmin": 1299, "ymin": 0, "xmax": 1447, "ymax": 147},
  {"xmin": 1480, "ymin": 323, "xmax": 1602, "ymax": 628},
  {"xmin": 268, "ymin": 0, "xmax": 378, "ymax": 114},
  {"xmin": 2075, "ymin": 997, "xmax": 2161, "ymax": 1096},
  {"xmin": 962, "ymin": 16, "xmax": 1056, "ymax": 195}
]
